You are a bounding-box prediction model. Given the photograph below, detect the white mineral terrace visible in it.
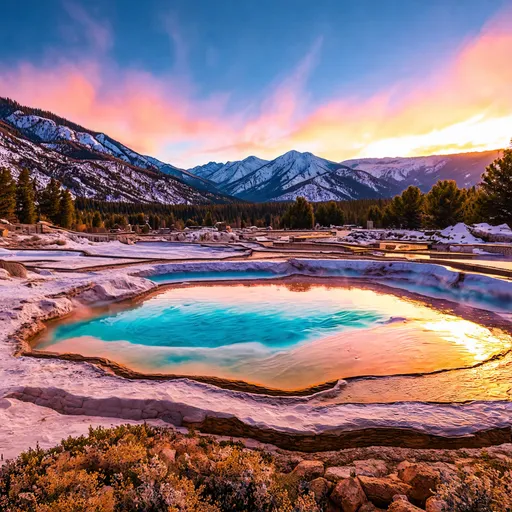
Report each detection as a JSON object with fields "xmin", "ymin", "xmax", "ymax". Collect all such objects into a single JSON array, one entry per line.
[{"xmin": 1, "ymin": 258, "xmax": 512, "ymax": 460}]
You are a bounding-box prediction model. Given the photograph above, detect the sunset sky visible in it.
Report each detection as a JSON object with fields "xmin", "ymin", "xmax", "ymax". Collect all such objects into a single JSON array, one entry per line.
[{"xmin": 1, "ymin": 0, "xmax": 511, "ymax": 167}]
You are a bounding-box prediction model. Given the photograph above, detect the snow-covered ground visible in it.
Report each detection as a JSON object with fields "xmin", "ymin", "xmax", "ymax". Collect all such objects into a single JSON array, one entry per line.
[
  {"xmin": 74, "ymin": 241, "xmax": 246, "ymax": 259},
  {"xmin": 0, "ymin": 231, "xmax": 249, "ymax": 265},
  {"xmin": 472, "ymin": 223, "xmax": 512, "ymax": 242},
  {"xmin": 434, "ymin": 223, "xmax": 484, "ymax": 244},
  {"xmin": 340, "ymin": 222, "xmax": 512, "ymax": 247},
  {"xmin": 0, "ymin": 398, "xmax": 170, "ymax": 461},
  {"xmin": 1, "ymin": 259, "xmax": 512, "ymax": 460}
]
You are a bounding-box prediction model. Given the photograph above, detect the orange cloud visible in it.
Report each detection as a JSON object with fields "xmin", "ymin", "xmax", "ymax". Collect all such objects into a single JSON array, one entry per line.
[
  {"xmin": 0, "ymin": 12, "xmax": 510, "ymax": 168},
  {"xmin": 284, "ymin": 12, "xmax": 512, "ymax": 162},
  {"xmin": 0, "ymin": 61, "xmax": 229, "ymax": 158}
]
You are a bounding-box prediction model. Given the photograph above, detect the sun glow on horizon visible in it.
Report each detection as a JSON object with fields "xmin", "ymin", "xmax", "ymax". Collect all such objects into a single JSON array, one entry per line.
[
  {"xmin": 353, "ymin": 113, "xmax": 512, "ymax": 160},
  {"xmin": 0, "ymin": 7, "xmax": 511, "ymax": 167}
]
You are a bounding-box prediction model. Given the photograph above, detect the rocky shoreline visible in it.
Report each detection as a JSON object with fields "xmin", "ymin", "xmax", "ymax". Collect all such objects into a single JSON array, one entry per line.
[{"xmin": 2, "ymin": 422, "xmax": 511, "ymax": 511}]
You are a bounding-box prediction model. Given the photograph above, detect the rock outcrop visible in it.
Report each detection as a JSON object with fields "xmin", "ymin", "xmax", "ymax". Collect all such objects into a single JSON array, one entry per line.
[{"xmin": 330, "ymin": 477, "xmax": 367, "ymax": 512}]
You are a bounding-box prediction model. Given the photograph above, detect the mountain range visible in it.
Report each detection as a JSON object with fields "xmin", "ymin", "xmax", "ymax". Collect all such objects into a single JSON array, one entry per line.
[
  {"xmin": 190, "ymin": 149, "xmax": 499, "ymax": 202},
  {"xmin": 0, "ymin": 97, "xmax": 500, "ymax": 205},
  {"xmin": 0, "ymin": 97, "xmax": 227, "ymax": 204}
]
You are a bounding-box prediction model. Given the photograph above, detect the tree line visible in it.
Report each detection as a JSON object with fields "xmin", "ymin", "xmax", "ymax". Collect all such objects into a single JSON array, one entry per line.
[
  {"xmin": 74, "ymin": 196, "xmax": 389, "ymax": 231},
  {"xmin": 1, "ymin": 144, "xmax": 510, "ymax": 231},
  {"xmin": 365, "ymin": 144, "xmax": 511, "ymax": 229},
  {"xmin": 281, "ymin": 144, "xmax": 512, "ymax": 229},
  {"xmin": 0, "ymin": 168, "xmax": 75, "ymax": 228}
]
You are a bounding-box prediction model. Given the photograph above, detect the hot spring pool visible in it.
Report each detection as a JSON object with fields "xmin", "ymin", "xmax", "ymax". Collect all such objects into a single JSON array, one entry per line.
[{"xmin": 35, "ymin": 281, "xmax": 511, "ymax": 390}]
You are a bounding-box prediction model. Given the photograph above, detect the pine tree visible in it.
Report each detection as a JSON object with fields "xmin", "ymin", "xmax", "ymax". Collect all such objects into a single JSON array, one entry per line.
[
  {"xmin": 463, "ymin": 187, "xmax": 484, "ymax": 225},
  {"xmin": 315, "ymin": 201, "xmax": 344, "ymax": 227},
  {"xmin": 282, "ymin": 197, "xmax": 314, "ymax": 229},
  {"xmin": 400, "ymin": 186, "xmax": 424, "ymax": 229},
  {"xmin": 383, "ymin": 196, "xmax": 404, "ymax": 227},
  {"xmin": 39, "ymin": 178, "xmax": 62, "ymax": 224},
  {"xmin": 480, "ymin": 146, "xmax": 512, "ymax": 224},
  {"xmin": 425, "ymin": 180, "xmax": 465, "ymax": 228},
  {"xmin": 16, "ymin": 169, "xmax": 36, "ymax": 224},
  {"xmin": 315, "ymin": 203, "xmax": 329, "ymax": 226},
  {"xmin": 367, "ymin": 205, "xmax": 382, "ymax": 227},
  {"xmin": 0, "ymin": 168, "xmax": 16, "ymax": 220},
  {"xmin": 203, "ymin": 210, "xmax": 214, "ymax": 227},
  {"xmin": 58, "ymin": 189, "xmax": 75, "ymax": 229},
  {"xmin": 92, "ymin": 211, "xmax": 102, "ymax": 228}
]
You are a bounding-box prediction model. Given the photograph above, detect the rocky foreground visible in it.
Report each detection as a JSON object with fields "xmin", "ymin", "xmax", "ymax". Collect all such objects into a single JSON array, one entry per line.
[{"xmin": 1, "ymin": 424, "xmax": 511, "ymax": 511}]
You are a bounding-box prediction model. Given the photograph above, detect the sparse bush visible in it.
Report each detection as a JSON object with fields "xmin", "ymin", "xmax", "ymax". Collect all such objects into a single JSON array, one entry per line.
[
  {"xmin": 435, "ymin": 458, "xmax": 512, "ymax": 511},
  {"xmin": 0, "ymin": 425, "xmax": 321, "ymax": 512}
]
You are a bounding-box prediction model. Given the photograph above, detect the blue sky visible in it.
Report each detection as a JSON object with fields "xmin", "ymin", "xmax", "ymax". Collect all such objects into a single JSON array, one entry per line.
[{"xmin": 0, "ymin": 0, "xmax": 511, "ymax": 166}]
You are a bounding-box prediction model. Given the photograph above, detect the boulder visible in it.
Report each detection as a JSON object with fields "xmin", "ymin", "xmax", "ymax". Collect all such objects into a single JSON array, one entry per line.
[
  {"xmin": 325, "ymin": 465, "xmax": 356, "ymax": 482},
  {"xmin": 309, "ymin": 477, "xmax": 332, "ymax": 500},
  {"xmin": 353, "ymin": 459, "xmax": 388, "ymax": 477},
  {"xmin": 0, "ymin": 260, "xmax": 27, "ymax": 278},
  {"xmin": 396, "ymin": 462, "xmax": 440, "ymax": 504},
  {"xmin": 425, "ymin": 496, "xmax": 448, "ymax": 512},
  {"xmin": 292, "ymin": 460, "xmax": 325, "ymax": 480},
  {"xmin": 330, "ymin": 477, "xmax": 367, "ymax": 512},
  {"xmin": 388, "ymin": 500, "xmax": 423, "ymax": 511},
  {"xmin": 358, "ymin": 475, "xmax": 412, "ymax": 507},
  {"xmin": 358, "ymin": 503, "xmax": 385, "ymax": 512}
]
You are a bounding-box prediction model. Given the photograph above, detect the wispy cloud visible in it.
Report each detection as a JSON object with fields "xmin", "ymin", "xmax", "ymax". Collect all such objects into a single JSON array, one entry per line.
[
  {"xmin": 0, "ymin": 8, "xmax": 510, "ymax": 168},
  {"xmin": 61, "ymin": 0, "xmax": 113, "ymax": 52}
]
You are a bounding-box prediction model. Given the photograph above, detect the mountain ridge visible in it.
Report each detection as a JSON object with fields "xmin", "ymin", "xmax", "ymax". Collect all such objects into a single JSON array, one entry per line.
[
  {"xmin": 0, "ymin": 96, "xmax": 500, "ymax": 205},
  {"xmin": 0, "ymin": 97, "xmax": 231, "ymax": 204},
  {"xmin": 188, "ymin": 148, "xmax": 498, "ymax": 202}
]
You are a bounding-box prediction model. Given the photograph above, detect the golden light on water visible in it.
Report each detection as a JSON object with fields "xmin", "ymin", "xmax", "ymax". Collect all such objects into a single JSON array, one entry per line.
[
  {"xmin": 36, "ymin": 282, "xmax": 512, "ymax": 391},
  {"xmin": 421, "ymin": 318, "xmax": 509, "ymax": 362}
]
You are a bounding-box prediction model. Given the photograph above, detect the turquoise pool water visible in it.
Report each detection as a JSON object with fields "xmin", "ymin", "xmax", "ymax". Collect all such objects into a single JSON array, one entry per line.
[
  {"xmin": 37, "ymin": 282, "xmax": 511, "ymax": 389},
  {"xmin": 148, "ymin": 270, "xmax": 280, "ymax": 284},
  {"xmin": 46, "ymin": 286, "xmax": 385, "ymax": 353}
]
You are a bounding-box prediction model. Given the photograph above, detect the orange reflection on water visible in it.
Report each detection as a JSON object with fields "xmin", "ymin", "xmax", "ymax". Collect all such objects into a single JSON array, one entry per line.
[{"xmin": 35, "ymin": 282, "xmax": 512, "ymax": 391}]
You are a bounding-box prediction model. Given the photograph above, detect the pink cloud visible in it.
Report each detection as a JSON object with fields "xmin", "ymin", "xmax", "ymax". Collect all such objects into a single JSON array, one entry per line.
[
  {"xmin": 0, "ymin": 60, "xmax": 231, "ymax": 158},
  {"xmin": 0, "ymin": 11, "xmax": 511, "ymax": 168}
]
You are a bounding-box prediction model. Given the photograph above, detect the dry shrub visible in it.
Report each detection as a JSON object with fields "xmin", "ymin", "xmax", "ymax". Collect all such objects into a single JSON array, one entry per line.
[
  {"xmin": 0, "ymin": 260, "xmax": 27, "ymax": 278},
  {"xmin": 435, "ymin": 456, "xmax": 512, "ymax": 512},
  {"xmin": 0, "ymin": 425, "xmax": 320, "ymax": 512}
]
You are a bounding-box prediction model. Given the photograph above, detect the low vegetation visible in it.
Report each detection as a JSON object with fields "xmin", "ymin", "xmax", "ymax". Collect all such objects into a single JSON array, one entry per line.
[
  {"xmin": 436, "ymin": 455, "xmax": 512, "ymax": 511},
  {"xmin": 1, "ymin": 425, "xmax": 512, "ymax": 512},
  {"xmin": 0, "ymin": 425, "xmax": 318, "ymax": 512}
]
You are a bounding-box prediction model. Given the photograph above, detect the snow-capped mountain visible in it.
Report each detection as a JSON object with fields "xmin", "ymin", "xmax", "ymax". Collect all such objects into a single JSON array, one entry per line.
[
  {"xmin": 188, "ymin": 161, "xmax": 224, "ymax": 180},
  {"xmin": 0, "ymin": 97, "xmax": 229, "ymax": 204},
  {"xmin": 1, "ymin": 97, "xmax": 500, "ymax": 205},
  {"xmin": 273, "ymin": 167, "xmax": 398, "ymax": 202},
  {"xmin": 190, "ymin": 150, "xmax": 398, "ymax": 202},
  {"xmin": 191, "ymin": 156, "xmax": 269, "ymax": 188},
  {"xmin": 342, "ymin": 150, "xmax": 498, "ymax": 191},
  {"xmin": 222, "ymin": 151, "xmax": 343, "ymax": 200},
  {"xmin": 188, "ymin": 148, "xmax": 498, "ymax": 202}
]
